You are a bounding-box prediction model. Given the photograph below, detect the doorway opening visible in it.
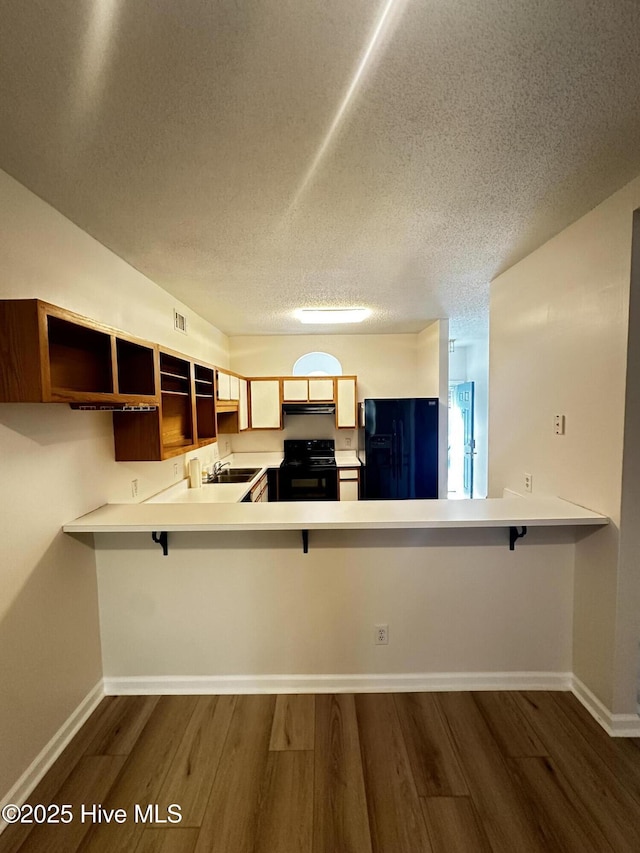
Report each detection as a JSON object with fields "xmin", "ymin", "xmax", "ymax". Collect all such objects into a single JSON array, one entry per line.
[{"xmin": 448, "ymin": 381, "xmax": 475, "ymax": 498}]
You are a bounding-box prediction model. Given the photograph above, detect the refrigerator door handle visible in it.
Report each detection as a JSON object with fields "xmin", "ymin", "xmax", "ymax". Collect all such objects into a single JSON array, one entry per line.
[
  {"xmin": 398, "ymin": 419, "xmax": 404, "ymax": 480},
  {"xmin": 391, "ymin": 420, "xmax": 397, "ymax": 480}
]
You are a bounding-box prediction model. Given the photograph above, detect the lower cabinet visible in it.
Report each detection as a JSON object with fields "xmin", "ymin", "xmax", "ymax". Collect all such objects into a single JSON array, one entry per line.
[
  {"xmin": 250, "ymin": 472, "xmax": 269, "ymax": 502},
  {"xmin": 338, "ymin": 468, "xmax": 360, "ymax": 500}
]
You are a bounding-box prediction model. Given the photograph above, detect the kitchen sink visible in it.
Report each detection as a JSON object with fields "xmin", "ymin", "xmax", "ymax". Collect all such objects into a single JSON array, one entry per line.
[{"xmin": 204, "ymin": 467, "xmax": 261, "ymax": 484}]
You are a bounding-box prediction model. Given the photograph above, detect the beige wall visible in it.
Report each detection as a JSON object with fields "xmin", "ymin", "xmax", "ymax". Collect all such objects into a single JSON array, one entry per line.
[
  {"xmin": 229, "ymin": 332, "xmax": 425, "ymax": 452},
  {"xmin": 490, "ymin": 174, "xmax": 640, "ymax": 712},
  {"xmin": 0, "ymin": 170, "xmax": 229, "ymax": 799},
  {"xmin": 416, "ymin": 322, "xmax": 441, "ymax": 395},
  {"xmin": 417, "ymin": 320, "xmax": 449, "ymax": 497},
  {"xmin": 96, "ymin": 528, "xmax": 575, "ymax": 680},
  {"xmin": 230, "ymin": 332, "xmax": 421, "ymax": 397}
]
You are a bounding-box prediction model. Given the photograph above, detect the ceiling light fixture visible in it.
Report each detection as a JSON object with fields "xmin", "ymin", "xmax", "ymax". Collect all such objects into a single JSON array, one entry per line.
[{"xmin": 296, "ymin": 308, "xmax": 371, "ymax": 325}]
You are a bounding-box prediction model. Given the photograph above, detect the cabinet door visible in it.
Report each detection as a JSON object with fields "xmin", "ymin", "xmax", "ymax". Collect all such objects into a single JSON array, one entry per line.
[
  {"xmin": 250, "ymin": 380, "xmax": 281, "ymax": 429},
  {"xmin": 229, "ymin": 374, "xmax": 240, "ymax": 400},
  {"xmin": 283, "ymin": 379, "xmax": 308, "ymax": 401},
  {"xmin": 238, "ymin": 378, "xmax": 249, "ymax": 430},
  {"xmin": 339, "ymin": 480, "xmax": 359, "ymax": 501},
  {"xmin": 217, "ymin": 371, "xmax": 231, "ymax": 400},
  {"xmin": 336, "ymin": 377, "xmax": 357, "ymax": 428},
  {"xmin": 308, "ymin": 378, "xmax": 334, "ymax": 401}
]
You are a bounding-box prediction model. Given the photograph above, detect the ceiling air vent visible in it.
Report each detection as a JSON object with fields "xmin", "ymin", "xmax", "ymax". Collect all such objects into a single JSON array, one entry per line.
[{"xmin": 173, "ymin": 309, "xmax": 187, "ymax": 334}]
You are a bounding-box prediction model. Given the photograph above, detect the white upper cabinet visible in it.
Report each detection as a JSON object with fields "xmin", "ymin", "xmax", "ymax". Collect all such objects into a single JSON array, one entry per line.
[
  {"xmin": 216, "ymin": 370, "xmax": 231, "ymax": 400},
  {"xmin": 308, "ymin": 378, "xmax": 334, "ymax": 401},
  {"xmin": 229, "ymin": 374, "xmax": 240, "ymax": 400},
  {"xmin": 282, "ymin": 379, "xmax": 308, "ymax": 401},
  {"xmin": 250, "ymin": 379, "xmax": 281, "ymax": 429},
  {"xmin": 238, "ymin": 378, "xmax": 249, "ymax": 430},
  {"xmin": 336, "ymin": 377, "xmax": 357, "ymax": 428}
]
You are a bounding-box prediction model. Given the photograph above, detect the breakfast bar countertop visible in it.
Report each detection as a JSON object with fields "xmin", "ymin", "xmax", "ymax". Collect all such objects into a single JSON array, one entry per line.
[{"xmin": 63, "ymin": 494, "xmax": 608, "ymax": 534}]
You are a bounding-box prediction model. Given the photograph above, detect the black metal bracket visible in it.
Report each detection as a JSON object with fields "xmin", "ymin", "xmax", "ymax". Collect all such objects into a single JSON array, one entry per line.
[
  {"xmin": 152, "ymin": 531, "xmax": 168, "ymax": 556},
  {"xmin": 301, "ymin": 529, "xmax": 309, "ymax": 554},
  {"xmin": 509, "ymin": 526, "xmax": 527, "ymax": 551}
]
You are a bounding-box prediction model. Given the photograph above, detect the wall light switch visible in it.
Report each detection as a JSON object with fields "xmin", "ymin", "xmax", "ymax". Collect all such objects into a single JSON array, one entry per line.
[{"xmin": 554, "ymin": 414, "xmax": 566, "ymax": 435}]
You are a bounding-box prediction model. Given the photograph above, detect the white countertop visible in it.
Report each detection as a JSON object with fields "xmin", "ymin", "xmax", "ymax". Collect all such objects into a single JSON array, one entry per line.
[
  {"xmin": 146, "ymin": 451, "xmax": 361, "ymax": 505},
  {"xmin": 63, "ymin": 495, "xmax": 607, "ymax": 534},
  {"xmin": 335, "ymin": 451, "xmax": 361, "ymax": 467},
  {"xmin": 147, "ymin": 452, "xmax": 283, "ymax": 504}
]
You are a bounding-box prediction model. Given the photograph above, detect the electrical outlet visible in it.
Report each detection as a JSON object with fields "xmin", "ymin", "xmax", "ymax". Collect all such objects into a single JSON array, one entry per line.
[
  {"xmin": 131, "ymin": 478, "xmax": 138, "ymax": 498},
  {"xmin": 224, "ymin": 440, "xmax": 230, "ymax": 454},
  {"xmin": 173, "ymin": 461, "xmax": 179, "ymax": 478},
  {"xmin": 345, "ymin": 437, "xmax": 352, "ymax": 447},
  {"xmin": 554, "ymin": 414, "xmax": 565, "ymax": 435},
  {"xmin": 524, "ymin": 472, "xmax": 532, "ymax": 493},
  {"xmin": 375, "ymin": 624, "xmax": 389, "ymax": 645}
]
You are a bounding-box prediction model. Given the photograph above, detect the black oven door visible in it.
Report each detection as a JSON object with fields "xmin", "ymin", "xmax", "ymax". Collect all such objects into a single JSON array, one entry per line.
[{"xmin": 279, "ymin": 467, "xmax": 338, "ymax": 501}]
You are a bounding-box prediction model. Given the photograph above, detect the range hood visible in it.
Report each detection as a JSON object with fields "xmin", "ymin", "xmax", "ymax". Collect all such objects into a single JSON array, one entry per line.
[{"xmin": 282, "ymin": 403, "xmax": 336, "ymax": 416}]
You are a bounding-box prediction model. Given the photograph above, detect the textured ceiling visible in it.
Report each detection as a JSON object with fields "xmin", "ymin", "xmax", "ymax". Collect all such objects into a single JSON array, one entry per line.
[{"xmin": 1, "ymin": 0, "xmax": 640, "ymax": 341}]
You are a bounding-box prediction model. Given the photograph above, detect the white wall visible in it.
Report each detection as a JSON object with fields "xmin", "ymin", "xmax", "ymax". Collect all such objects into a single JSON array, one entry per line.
[
  {"xmin": 96, "ymin": 528, "xmax": 576, "ymax": 681},
  {"xmin": 0, "ymin": 170, "xmax": 229, "ymax": 799},
  {"xmin": 449, "ymin": 347, "xmax": 468, "ymax": 383},
  {"xmin": 466, "ymin": 333, "xmax": 489, "ymax": 498},
  {"xmin": 490, "ymin": 173, "xmax": 640, "ymax": 713}
]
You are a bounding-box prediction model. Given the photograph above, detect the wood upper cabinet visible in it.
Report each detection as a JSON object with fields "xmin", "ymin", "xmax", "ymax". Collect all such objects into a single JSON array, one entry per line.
[
  {"xmin": 336, "ymin": 376, "xmax": 357, "ymax": 428},
  {"xmin": 193, "ymin": 363, "xmax": 217, "ymax": 447},
  {"xmin": 1, "ymin": 298, "xmax": 360, "ymax": 452},
  {"xmin": 114, "ymin": 350, "xmax": 218, "ymax": 461},
  {"xmin": 0, "ymin": 299, "xmax": 158, "ymax": 405},
  {"xmin": 249, "ymin": 379, "xmax": 282, "ymax": 429}
]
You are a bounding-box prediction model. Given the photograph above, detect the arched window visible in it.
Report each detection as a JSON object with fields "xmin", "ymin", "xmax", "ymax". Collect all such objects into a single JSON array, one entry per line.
[{"xmin": 292, "ymin": 352, "xmax": 343, "ymax": 376}]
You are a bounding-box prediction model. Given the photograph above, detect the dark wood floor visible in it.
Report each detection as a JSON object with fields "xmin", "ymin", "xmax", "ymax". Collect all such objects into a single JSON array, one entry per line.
[{"xmin": 2, "ymin": 690, "xmax": 640, "ymax": 852}]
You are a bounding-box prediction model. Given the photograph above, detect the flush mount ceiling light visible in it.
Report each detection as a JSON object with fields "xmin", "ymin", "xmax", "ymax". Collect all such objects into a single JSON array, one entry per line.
[{"xmin": 295, "ymin": 307, "xmax": 371, "ymax": 324}]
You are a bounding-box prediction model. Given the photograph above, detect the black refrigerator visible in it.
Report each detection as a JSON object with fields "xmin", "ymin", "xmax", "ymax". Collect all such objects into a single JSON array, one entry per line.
[{"xmin": 362, "ymin": 398, "xmax": 439, "ymax": 500}]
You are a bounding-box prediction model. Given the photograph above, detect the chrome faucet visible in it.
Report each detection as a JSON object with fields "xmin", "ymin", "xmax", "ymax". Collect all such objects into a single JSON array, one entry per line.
[{"xmin": 203, "ymin": 460, "xmax": 231, "ymax": 483}]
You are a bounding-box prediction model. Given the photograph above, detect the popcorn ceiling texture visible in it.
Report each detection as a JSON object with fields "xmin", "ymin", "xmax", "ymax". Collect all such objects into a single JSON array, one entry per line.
[{"xmin": 0, "ymin": 0, "xmax": 639, "ymax": 340}]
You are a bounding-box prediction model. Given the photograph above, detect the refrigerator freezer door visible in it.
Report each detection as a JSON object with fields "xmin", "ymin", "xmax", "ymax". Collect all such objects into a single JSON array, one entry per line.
[
  {"xmin": 364, "ymin": 398, "xmax": 438, "ymax": 499},
  {"xmin": 364, "ymin": 399, "xmax": 398, "ymax": 499}
]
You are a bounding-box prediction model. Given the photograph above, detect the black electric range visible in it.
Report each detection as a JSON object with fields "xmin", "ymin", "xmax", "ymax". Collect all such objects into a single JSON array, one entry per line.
[{"xmin": 279, "ymin": 439, "xmax": 338, "ymax": 501}]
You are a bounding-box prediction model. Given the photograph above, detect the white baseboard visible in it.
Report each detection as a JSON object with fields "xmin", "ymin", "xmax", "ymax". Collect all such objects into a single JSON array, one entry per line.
[
  {"xmin": 571, "ymin": 676, "xmax": 640, "ymax": 737},
  {"xmin": 0, "ymin": 680, "xmax": 104, "ymax": 836},
  {"xmin": 104, "ymin": 671, "xmax": 572, "ymax": 696}
]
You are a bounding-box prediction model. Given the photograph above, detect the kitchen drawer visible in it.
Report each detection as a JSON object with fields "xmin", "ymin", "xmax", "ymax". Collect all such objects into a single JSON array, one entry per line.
[{"xmin": 339, "ymin": 468, "xmax": 359, "ymax": 480}]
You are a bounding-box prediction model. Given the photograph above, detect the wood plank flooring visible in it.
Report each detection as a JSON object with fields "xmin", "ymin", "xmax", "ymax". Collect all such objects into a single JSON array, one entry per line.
[{"xmin": 2, "ymin": 691, "xmax": 640, "ymax": 852}]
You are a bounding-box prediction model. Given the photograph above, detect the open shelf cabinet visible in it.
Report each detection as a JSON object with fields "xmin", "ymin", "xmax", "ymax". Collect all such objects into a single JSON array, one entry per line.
[
  {"xmin": 0, "ymin": 299, "xmax": 159, "ymax": 405},
  {"xmin": 113, "ymin": 350, "xmax": 217, "ymax": 460}
]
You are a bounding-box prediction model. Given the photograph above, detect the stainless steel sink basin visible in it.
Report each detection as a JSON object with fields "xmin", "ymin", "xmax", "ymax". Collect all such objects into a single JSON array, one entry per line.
[{"xmin": 204, "ymin": 467, "xmax": 260, "ymax": 484}]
